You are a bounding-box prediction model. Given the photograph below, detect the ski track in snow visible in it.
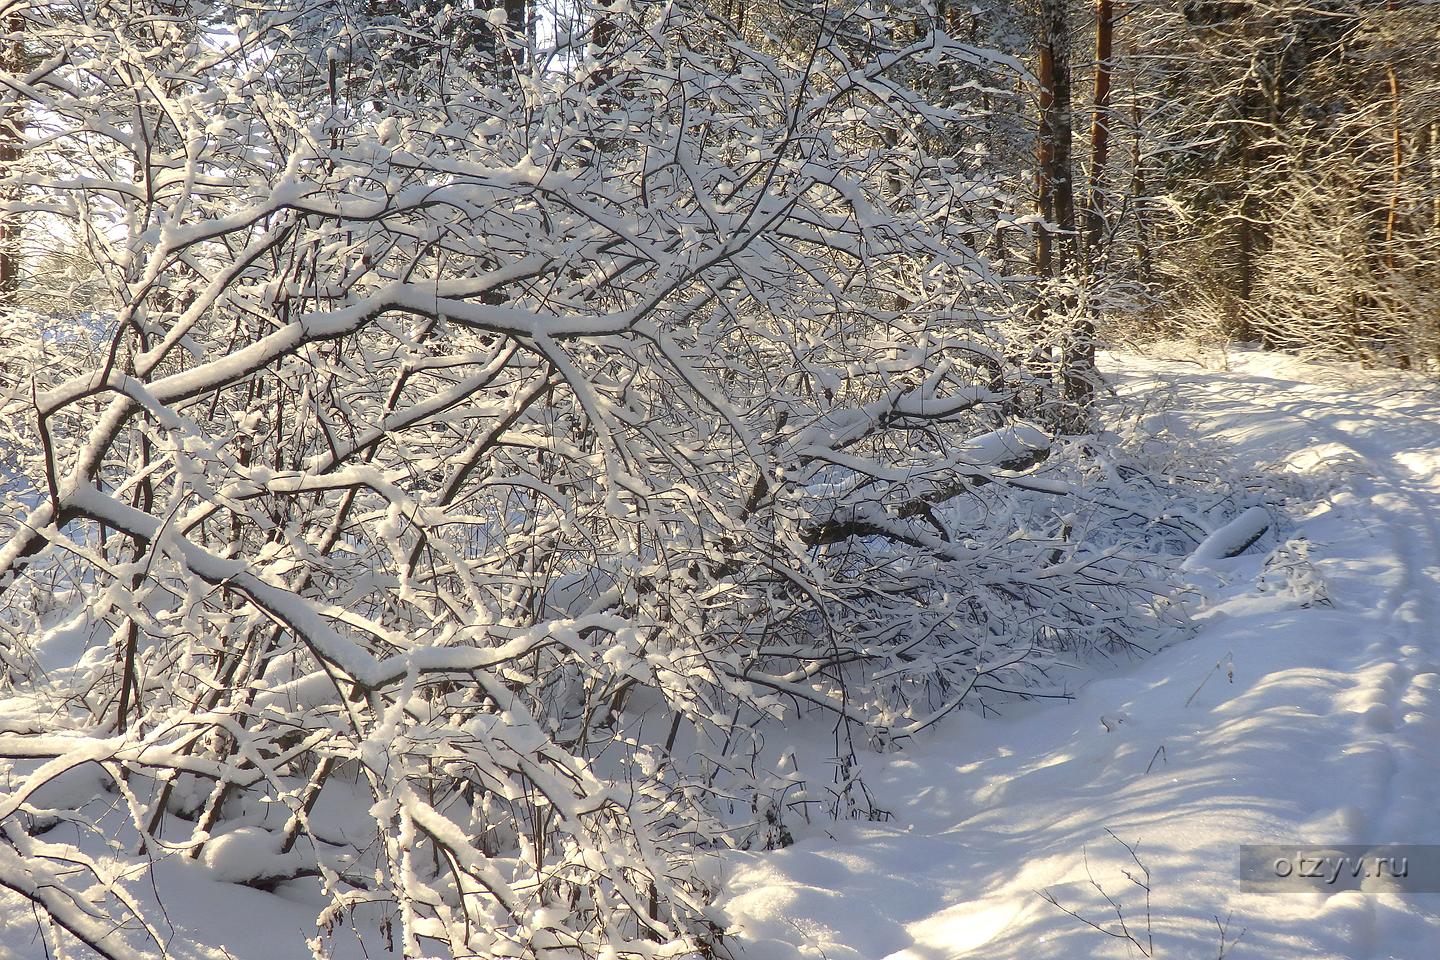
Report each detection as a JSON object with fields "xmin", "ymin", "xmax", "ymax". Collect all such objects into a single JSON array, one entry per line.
[{"xmin": 721, "ymin": 350, "xmax": 1440, "ymax": 960}]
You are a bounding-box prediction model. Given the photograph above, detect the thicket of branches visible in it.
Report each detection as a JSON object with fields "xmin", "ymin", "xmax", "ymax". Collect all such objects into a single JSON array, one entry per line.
[
  {"xmin": 0, "ymin": 1, "xmax": 1282, "ymax": 958},
  {"xmin": 1080, "ymin": 0, "xmax": 1440, "ymax": 365}
]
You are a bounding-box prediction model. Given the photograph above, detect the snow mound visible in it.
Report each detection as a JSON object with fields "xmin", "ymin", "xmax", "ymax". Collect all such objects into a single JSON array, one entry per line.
[{"xmin": 202, "ymin": 827, "xmax": 305, "ymax": 885}]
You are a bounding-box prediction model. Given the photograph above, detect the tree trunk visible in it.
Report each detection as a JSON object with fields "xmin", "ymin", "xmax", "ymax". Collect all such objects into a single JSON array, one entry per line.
[
  {"xmin": 1034, "ymin": 0, "xmax": 1093, "ymax": 412},
  {"xmin": 1229, "ymin": 127, "xmax": 1259, "ymax": 345},
  {"xmin": 0, "ymin": 14, "xmax": 23, "ymax": 302},
  {"xmin": 1035, "ymin": 0, "xmax": 1076, "ymax": 280},
  {"xmin": 1083, "ymin": 0, "xmax": 1114, "ymax": 258},
  {"xmin": 1127, "ymin": 30, "xmax": 1150, "ymax": 286},
  {"xmin": 1035, "ymin": 34, "xmax": 1054, "ymax": 281},
  {"xmin": 1383, "ymin": 55, "xmax": 1402, "ymax": 267}
]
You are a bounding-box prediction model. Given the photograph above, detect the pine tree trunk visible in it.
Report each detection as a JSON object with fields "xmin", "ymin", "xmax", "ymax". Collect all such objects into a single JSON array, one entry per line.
[
  {"xmin": 1035, "ymin": 41, "xmax": 1054, "ymax": 281},
  {"xmin": 1035, "ymin": 0, "xmax": 1092, "ymax": 410},
  {"xmin": 1036, "ymin": 0, "xmax": 1076, "ymax": 280},
  {"xmin": 1083, "ymin": 0, "xmax": 1114, "ymax": 258}
]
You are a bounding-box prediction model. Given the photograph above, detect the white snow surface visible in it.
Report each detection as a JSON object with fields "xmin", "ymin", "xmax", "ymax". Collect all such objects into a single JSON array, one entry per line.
[
  {"xmin": 5, "ymin": 348, "xmax": 1440, "ymax": 959},
  {"xmin": 719, "ymin": 349, "xmax": 1440, "ymax": 960}
]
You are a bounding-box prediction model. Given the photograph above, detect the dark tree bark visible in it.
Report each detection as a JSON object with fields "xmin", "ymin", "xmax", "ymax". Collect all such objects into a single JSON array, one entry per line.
[
  {"xmin": 1083, "ymin": 0, "xmax": 1114, "ymax": 257},
  {"xmin": 1034, "ymin": 0, "xmax": 1076, "ymax": 281},
  {"xmin": 1034, "ymin": 0, "xmax": 1093, "ymax": 410}
]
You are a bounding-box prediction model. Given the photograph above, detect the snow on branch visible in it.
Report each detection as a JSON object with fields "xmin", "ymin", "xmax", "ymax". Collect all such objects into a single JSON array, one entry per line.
[{"xmin": 0, "ymin": 1, "xmax": 1209, "ymax": 957}]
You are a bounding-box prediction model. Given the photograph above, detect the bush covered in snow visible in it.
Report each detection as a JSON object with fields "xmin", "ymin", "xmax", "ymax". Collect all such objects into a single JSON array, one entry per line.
[{"xmin": 0, "ymin": 2, "xmax": 1281, "ymax": 957}]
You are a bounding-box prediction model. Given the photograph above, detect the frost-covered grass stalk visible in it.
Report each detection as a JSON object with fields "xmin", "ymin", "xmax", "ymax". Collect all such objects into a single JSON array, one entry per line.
[{"xmin": 0, "ymin": 2, "xmax": 1253, "ymax": 957}]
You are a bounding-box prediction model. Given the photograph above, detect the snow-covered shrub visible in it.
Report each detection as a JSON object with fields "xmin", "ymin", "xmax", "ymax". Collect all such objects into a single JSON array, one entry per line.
[
  {"xmin": 0, "ymin": 2, "xmax": 1244, "ymax": 957},
  {"xmin": 1257, "ymin": 537, "xmax": 1331, "ymax": 608}
]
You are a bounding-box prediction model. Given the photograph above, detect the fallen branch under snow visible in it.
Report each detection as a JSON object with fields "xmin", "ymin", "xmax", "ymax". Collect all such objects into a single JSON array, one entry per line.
[{"xmin": 1183, "ymin": 506, "xmax": 1272, "ymax": 569}]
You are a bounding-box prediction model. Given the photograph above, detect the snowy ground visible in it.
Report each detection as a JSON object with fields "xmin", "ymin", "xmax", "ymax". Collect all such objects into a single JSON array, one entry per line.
[
  {"xmin": 720, "ymin": 349, "xmax": 1440, "ymax": 960},
  {"xmin": 6, "ymin": 348, "xmax": 1440, "ymax": 960}
]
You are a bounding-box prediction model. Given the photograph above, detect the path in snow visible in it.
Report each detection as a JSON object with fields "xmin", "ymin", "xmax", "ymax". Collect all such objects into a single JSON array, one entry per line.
[{"xmin": 720, "ymin": 350, "xmax": 1440, "ymax": 960}]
